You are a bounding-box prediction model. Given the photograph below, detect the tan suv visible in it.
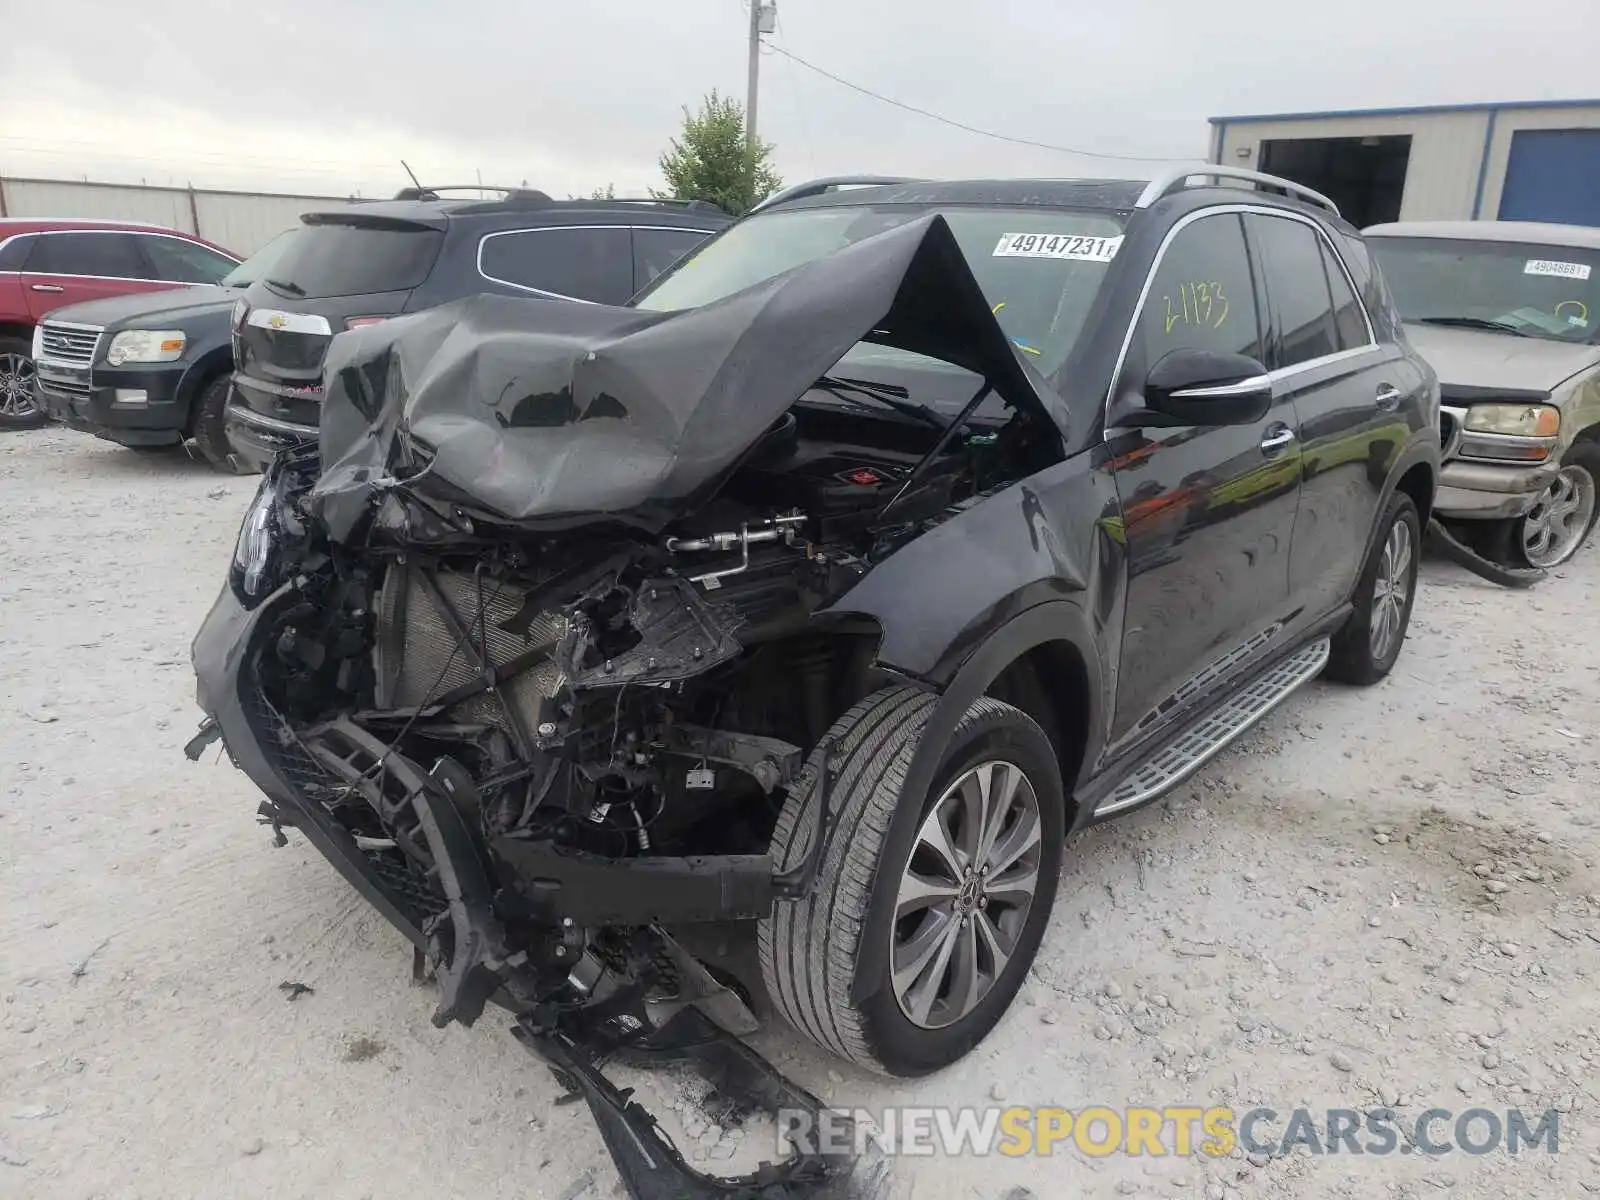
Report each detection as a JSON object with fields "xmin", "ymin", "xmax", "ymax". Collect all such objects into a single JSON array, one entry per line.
[{"xmin": 1366, "ymin": 220, "xmax": 1600, "ymax": 568}]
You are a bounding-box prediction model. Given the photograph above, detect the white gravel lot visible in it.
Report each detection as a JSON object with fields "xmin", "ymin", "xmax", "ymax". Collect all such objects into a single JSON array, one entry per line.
[{"xmin": 3, "ymin": 425, "xmax": 1599, "ymax": 1200}]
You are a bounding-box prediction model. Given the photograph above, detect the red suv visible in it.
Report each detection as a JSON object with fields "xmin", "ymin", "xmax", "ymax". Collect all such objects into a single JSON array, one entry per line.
[{"xmin": 0, "ymin": 219, "xmax": 241, "ymax": 429}]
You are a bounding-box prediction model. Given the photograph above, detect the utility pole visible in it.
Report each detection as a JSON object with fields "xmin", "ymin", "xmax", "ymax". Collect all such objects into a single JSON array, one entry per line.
[{"xmin": 745, "ymin": 1, "xmax": 775, "ymax": 150}]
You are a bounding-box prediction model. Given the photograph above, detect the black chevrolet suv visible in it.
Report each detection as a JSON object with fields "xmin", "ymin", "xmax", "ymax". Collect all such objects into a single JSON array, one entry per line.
[
  {"xmin": 190, "ymin": 168, "xmax": 1438, "ymax": 1190},
  {"xmin": 225, "ymin": 187, "xmax": 730, "ymax": 469}
]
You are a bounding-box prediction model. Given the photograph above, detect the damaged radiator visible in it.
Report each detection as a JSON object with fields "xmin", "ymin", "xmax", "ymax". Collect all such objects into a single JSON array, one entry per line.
[{"xmin": 373, "ymin": 562, "xmax": 570, "ymax": 732}]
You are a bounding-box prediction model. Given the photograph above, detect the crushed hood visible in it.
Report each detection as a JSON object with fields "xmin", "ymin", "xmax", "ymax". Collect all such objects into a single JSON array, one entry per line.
[
  {"xmin": 309, "ymin": 213, "xmax": 1066, "ymax": 541},
  {"xmin": 1404, "ymin": 322, "xmax": 1600, "ymax": 395}
]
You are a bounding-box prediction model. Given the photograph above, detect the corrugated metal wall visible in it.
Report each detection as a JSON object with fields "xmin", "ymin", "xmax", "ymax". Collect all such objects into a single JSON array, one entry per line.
[
  {"xmin": 1213, "ymin": 111, "xmax": 1491, "ymax": 222},
  {"xmin": 0, "ymin": 177, "xmax": 350, "ymax": 255}
]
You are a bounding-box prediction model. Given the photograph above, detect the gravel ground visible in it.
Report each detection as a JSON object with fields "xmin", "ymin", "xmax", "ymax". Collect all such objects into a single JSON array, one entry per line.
[{"xmin": 3, "ymin": 426, "xmax": 1598, "ymax": 1200}]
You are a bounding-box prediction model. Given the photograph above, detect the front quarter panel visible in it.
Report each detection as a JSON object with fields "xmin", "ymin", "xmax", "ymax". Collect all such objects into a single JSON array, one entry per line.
[{"xmin": 824, "ymin": 449, "xmax": 1121, "ymax": 694}]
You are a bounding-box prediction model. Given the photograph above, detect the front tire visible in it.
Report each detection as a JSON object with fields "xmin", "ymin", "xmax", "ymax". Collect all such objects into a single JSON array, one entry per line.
[
  {"xmin": 1513, "ymin": 442, "xmax": 1600, "ymax": 569},
  {"xmin": 1325, "ymin": 491, "xmax": 1421, "ymax": 685},
  {"xmin": 188, "ymin": 373, "xmax": 241, "ymax": 472},
  {"xmin": 759, "ymin": 688, "xmax": 1064, "ymax": 1077},
  {"xmin": 0, "ymin": 336, "xmax": 47, "ymax": 430}
]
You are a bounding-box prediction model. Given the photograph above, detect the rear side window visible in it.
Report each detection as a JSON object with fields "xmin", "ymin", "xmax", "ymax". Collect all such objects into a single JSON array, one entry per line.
[
  {"xmin": 141, "ymin": 235, "xmax": 238, "ymax": 285},
  {"xmin": 260, "ymin": 221, "xmax": 444, "ymax": 299},
  {"xmin": 1136, "ymin": 213, "xmax": 1264, "ymax": 366},
  {"xmin": 0, "ymin": 235, "xmax": 33, "ymax": 270},
  {"xmin": 633, "ymin": 227, "xmax": 712, "ymax": 292},
  {"xmin": 479, "ymin": 226, "xmax": 634, "ymax": 304},
  {"xmin": 1319, "ymin": 241, "xmax": 1370, "ymax": 351},
  {"xmin": 1249, "ymin": 216, "xmax": 1338, "ymax": 368},
  {"xmin": 25, "ymin": 231, "xmax": 148, "ymax": 279}
]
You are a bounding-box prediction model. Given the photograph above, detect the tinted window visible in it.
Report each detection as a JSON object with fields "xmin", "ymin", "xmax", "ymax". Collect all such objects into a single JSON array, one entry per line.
[
  {"xmin": 258, "ymin": 221, "xmax": 444, "ymax": 299},
  {"xmin": 219, "ymin": 230, "xmax": 296, "ymax": 288},
  {"xmin": 480, "ymin": 227, "xmax": 634, "ymax": 304},
  {"xmin": 141, "ymin": 235, "xmax": 238, "ymax": 284},
  {"xmin": 1137, "ymin": 213, "xmax": 1263, "ymax": 365},
  {"xmin": 25, "ymin": 231, "xmax": 147, "ymax": 279},
  {"xmin": 1319, "ymin": 242, "xmax": 1370, "ymax": 350},
  {"xmin": 0, "ymin": 235, "xmax": 33, "ymax": 271},
  {"xmin": 634, "ymin": 227, "xmax": 712, "ymax": 292},
  {"xmin": 1251, "ymin": 216, "xmax": 1338, "ymax": 367}
]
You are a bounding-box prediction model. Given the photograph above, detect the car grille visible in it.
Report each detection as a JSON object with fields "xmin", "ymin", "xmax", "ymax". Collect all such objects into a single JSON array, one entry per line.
[
  {"xmin": 39, "ymin": 323, "xmax": 102, "ymax": 368},
  {"xmin": 239, "ymin": 678, "xmax": 445, "ymax": 929},
  {"xmin": 1439, "ymin": 407, "xmax": 1465, "ymax": 462}
]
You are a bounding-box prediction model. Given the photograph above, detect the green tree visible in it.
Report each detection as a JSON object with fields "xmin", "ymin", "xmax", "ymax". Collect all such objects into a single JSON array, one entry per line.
[
  {"xmin": 591, "ymin": 183, "xmax": 616, "ymax": 200},
  {"xmin": 656, "ymin": 90, "xmax": 781, "ymax": 216}
]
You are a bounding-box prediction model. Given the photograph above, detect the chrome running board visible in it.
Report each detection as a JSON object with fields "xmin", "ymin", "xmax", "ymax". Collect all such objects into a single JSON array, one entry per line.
[{"xmin": 1093, "ymin": 637, "xmax": 1330, "ymax": 818}]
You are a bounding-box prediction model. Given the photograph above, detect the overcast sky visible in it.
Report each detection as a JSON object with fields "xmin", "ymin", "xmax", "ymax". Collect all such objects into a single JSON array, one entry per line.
[{"xmin": 1, "ymin": 0, "xmax": 1595, "ymax": 200}]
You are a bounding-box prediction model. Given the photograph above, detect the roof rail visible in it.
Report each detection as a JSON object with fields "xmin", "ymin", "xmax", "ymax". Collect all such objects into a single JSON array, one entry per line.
[
  {"xmin": 751, "ymin": 176, "xmax": 927, "ymax": 213},
  {"xmin": 1134, "ymin": 165, "xmax": 1339, "ymax": 216},
  {"xmin": 596, "ymin": 197, "xmax": 730, "ymax": 215},
  {"xmin": 392, "ymin": 185, "xmax": 552, "ymax": 202}
]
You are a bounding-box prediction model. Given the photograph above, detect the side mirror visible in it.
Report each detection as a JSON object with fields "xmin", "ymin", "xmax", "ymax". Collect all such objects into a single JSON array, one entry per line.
[{"xmin": 1143, "ymin": 349, "xmax": 1273, "ymax": 425}]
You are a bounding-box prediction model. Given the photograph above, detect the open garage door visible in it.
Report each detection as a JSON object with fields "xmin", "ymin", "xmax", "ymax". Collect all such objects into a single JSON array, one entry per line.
[
  {"xmin": 1258, "ymin": 135, "xmax": 1410, "ymax": 228},
  {"xmin": 1498, "ymin": 129, "xmax": 1600, "ymax": 227}
]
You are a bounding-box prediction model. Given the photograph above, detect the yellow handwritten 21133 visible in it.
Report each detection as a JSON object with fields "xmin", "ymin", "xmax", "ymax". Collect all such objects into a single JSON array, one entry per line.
[{"xmin": 1162, "ymin": 281, "xmax": 1230, "ymax": 334}]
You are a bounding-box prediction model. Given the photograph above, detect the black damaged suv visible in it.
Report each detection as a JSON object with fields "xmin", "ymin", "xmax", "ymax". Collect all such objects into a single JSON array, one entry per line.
[{"xmin": 190, "ymin": 169, "xmax": 1437, "ymax": 1155}]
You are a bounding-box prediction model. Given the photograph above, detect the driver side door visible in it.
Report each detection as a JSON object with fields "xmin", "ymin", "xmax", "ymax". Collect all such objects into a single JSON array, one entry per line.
[{"xmin": 1102, "ymin": 211, "xmax": 1302, "ymax": 754}]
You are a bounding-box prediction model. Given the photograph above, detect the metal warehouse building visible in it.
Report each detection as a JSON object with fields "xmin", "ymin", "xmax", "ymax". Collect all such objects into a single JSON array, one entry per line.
[{"xmin": 1208, "ymin": 99, "xmax": 1600, "ymax": 229}]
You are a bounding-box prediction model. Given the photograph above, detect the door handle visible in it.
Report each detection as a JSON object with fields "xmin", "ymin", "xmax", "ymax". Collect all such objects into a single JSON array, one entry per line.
[
  {"xmin": 1260, "ymin": 424, "xmax": 1296, "ymax": 454},
  {"xmin": 1376, "ymin": 384, "xmax": 1403, "ymax": 411},
  {"xmin": 30, "ymin": 284, "xmax": 65, "ymax": 294}
]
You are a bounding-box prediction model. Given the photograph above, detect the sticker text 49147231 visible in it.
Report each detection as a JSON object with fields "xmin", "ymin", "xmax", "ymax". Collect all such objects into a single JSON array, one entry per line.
[{"xmin": 993, "ymin": 233, "xmax": 1124, "ymax": 262}]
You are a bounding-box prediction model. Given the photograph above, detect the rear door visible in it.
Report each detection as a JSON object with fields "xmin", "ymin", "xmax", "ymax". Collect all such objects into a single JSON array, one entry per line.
[
  {"xmin": 1105, "ymin": 211, "xmax": 1301, "ymax": 751},
  {"xmin": 1245, "ymin": 213, "xmax": 1421, "ymax": 624},
  {"xmin": 476, "ymin": 226, "xmax": 635, "ymax": 304},
  {"xmin": 21, "ymin": 231, "xmax": 170, "ymax": 318},
  {"xmin": 137, "ymin": 234, "xmax": 240, "ymax": 285}
]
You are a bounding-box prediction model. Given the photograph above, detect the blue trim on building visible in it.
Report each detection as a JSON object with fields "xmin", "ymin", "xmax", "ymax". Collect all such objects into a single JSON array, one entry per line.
[
  {"xmin": 1209, "ymin": 98, "xmax": 1600, "ymax": 126},
  {"xmin": 1470, "ymin": 108, "xmax": 1499, "ymax": 219}
]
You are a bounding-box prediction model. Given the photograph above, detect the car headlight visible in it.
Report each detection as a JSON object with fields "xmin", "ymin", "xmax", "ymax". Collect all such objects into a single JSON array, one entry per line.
[
  {"xmin": 106, "ymin": 329, "xmax": 186, "ymax": 366},
  {"xmin": 231, "ymin": 480, "xmax": 279, "ymax": 604},
  {"xmin": 1463, "ymin": 403, "xmax": 1559, "ymax": 438},
  {"xmin": 31, "ymin": 325, "xmax": 44, "ymax": 360}
]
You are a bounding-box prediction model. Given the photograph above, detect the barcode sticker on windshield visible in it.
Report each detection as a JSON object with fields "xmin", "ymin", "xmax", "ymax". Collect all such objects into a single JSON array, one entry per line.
[
  {"xmin": 1524, "ymin": 259, "xmax": 1592, "ymax": 281},
  {"xmin": 993, "ymin": 233, "xmax": 1123, "ymax": 262}
]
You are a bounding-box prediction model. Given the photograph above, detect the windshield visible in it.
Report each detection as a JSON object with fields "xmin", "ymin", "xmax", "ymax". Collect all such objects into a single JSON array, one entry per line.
[
  {"xmin": 220, "ymin": 230, "xmax": 297, "ymax": 289},
  {"xmin": 1370, "ymin": 235, "xmax": 1600, "ymax": 343},
  {"xmin": 634, "ymin": 204, "xmax": 1126, "ymax": 374}
]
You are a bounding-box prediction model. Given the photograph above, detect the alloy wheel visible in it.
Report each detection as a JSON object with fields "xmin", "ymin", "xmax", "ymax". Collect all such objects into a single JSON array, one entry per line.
[
  {"xmin": 891, "ymin": 760, "xmax": 1043, "ymax": 1030},
  {"xmin": 1369, "ymin": 517, "xmax": 1413, "ymax": 663},
  {"xmin": 1521, "ymin": 465, "xmax": 1597, "ymax": 569},
  {"xmin": 0, "ymin": 353, "xmax": 38, "ymax": 418}
]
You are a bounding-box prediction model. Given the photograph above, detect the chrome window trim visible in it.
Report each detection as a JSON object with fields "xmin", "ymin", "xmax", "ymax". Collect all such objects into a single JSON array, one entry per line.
[
  {"xmin": 0, "ymin": 228, "xmax": 240, "ymax": 281},
  {"xmin": 1103, "ymin": 204, "xmax": 1382, "ymax": 440},
  {"xmin": 476, "ymin": 224, "xmax": 715, "ymax": 301}
]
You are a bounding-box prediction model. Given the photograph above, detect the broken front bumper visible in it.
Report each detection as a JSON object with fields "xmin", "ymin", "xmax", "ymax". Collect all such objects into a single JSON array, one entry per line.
[
  {"xmin": 189, "ymin": 583, "xmax": 875, "ymax": 1199},
  {"xmin": 1435, "ymin": 458, "xmax": 1561, "ymax": 521}
]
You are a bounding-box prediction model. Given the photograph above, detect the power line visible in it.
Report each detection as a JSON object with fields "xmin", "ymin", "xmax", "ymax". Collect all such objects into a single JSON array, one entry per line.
[{"xmin": 764, "ymin": 43, "xmax": 1189, "ymax": 164}]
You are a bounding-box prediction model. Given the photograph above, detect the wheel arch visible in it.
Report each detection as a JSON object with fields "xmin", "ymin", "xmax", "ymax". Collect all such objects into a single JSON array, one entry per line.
[
  {"xmin": 175, "ymin": 342, "xmax": 235, "ymax": 431},
  {"xmin": 845, "ymin": 600, "xmax": 1104, "ymax": 1004},
  {"xmin": 0, "ymin": 319, "xmax": 35, "ymax": 345}
]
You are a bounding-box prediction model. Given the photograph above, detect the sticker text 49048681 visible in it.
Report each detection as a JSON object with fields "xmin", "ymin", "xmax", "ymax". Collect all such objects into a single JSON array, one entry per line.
[{"xmin": 993, "ymin": 233, "xmax": 1123, "ymax": 262}]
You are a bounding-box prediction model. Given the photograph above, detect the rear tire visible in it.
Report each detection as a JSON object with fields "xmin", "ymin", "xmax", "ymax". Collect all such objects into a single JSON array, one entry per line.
[
  {"xmin": 1325, "ymin": 491, "xmax": 1421, "ymax": 685},
  {"xmin": 0, "ymin": 336, "xmax": 48, "ymax": 430},
  {"xmin": 188, "ymin": 373, "xmax": 241, "ymax": 472},
  {"xmin": 759, "ymin": 688, "xmax": 1064, "ymax": 1077}
]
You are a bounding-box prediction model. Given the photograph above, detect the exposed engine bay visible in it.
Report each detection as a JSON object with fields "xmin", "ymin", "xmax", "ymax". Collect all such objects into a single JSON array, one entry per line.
[{"xmin": 188, "ymin": 213, "xmax": 1067, "ymax": 1197}]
